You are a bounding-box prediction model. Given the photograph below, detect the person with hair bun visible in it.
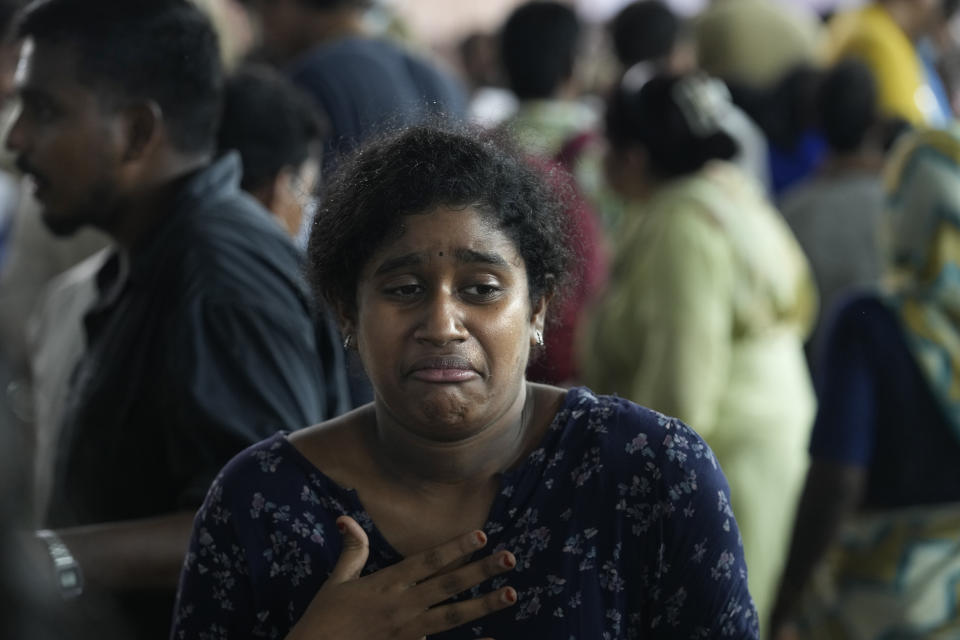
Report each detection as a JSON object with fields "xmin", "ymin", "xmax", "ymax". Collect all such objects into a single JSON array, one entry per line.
[{"xmin": 580, "ymin": 72, "xmax": 817, "ymax": 633}]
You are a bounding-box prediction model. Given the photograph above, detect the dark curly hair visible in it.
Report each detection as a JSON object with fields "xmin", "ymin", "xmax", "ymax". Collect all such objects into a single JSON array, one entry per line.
[{"xmin": 307, "ymin": 125, "xmax": 575, "ymax": 320}]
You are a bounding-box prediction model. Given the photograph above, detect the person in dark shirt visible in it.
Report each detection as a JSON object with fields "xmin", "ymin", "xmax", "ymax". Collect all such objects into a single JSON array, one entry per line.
[
  {"xmin": 247, "ymin": 0, "xmax": 467, "ymax": 170},
  {"xmin": 770, "ymin": 127, "xmax": 960, "ymax": 639},
  {"xmin": 6, "ymin": 2, "xmax": 329, "ymax": 638},
  {"xmin": 217, "ymin": 63, "xmax": 352, "ymax": 419}
]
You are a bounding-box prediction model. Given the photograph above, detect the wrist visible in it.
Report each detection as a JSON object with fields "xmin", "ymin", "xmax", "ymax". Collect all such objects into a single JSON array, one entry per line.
[{"xmin": 35, "ymin": 529, "xmax": 83, "ymax": 599}]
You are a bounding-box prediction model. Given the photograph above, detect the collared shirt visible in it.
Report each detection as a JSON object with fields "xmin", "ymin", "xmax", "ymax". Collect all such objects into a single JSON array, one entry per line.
[{"xmin": 47, "ymin": 154, "xmax": 334, "ymax": 529}]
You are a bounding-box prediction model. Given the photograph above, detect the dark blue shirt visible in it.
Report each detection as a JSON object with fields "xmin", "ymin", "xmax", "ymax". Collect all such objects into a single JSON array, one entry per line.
[
  {"xmin": 172, "ymin": 387, "xmax": 759, "ymax": 639},
  {"xmin": 50, "ymin": 155, "xmax": 334, "ymax": 530},
  {"xmin": 810, "ymin": 293, "xmax": 960, "ymax": 507}
]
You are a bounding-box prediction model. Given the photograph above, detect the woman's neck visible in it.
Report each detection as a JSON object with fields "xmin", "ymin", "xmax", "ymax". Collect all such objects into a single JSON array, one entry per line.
[{"xmin": 365, "ymin": 385, "xmax": 535, "ymax": 491}]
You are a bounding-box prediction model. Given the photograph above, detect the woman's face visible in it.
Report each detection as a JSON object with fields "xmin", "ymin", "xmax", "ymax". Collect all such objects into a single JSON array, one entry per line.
[{"xmin": 352, "ymin": 205, "xmax": 547, "ymax": 441}]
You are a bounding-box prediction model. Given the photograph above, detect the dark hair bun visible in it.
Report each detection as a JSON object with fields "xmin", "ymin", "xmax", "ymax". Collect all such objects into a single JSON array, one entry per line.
[{"xmin": 606, "ymin": 72, "xmax": 740, "ymax": 178}]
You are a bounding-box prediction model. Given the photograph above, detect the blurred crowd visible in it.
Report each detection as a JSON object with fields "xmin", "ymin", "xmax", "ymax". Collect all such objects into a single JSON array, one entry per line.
[{"xmin": 1, "ymin": 0, "xmax": 960, "ymax": 638}]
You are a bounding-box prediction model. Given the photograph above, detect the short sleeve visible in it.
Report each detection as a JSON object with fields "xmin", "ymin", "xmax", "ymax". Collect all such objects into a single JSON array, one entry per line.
[
  {"xmin": 643, "ymin": 417, "xmax": 759, "ymax": 639},
  {"xmin": 167, "ymin": 299, "xmax": 326, "ymax": 507},
  {"xmin": 808, "ymin": 298, "xmax": 878, "ymax": 466}
]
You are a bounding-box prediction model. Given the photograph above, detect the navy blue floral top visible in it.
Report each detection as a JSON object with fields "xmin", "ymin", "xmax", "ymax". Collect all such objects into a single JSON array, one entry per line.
[{"xmin": 172, "ymin": 387, "xmax": 758, "ymax": 639}]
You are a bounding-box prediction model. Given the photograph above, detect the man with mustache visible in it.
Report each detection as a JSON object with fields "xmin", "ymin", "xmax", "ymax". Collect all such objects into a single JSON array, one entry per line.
[{"xmin": 8, "ymin": 1, "xmax": 330, "ymax": 638}]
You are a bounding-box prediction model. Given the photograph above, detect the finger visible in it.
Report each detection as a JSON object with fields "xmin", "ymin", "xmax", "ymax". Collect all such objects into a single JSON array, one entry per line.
[
  {"xmin": 416, "ymin": 586, "xmax": 517, "ymax": 636},
  {"xmin": 387, "ymin": 529, "xmax": 488, "ymax": 586},
  {"xmin": 411, "ymin": 550, "xmax": 516, "ymax": 608},
  {"xmin": 327, "ymin": 516, "xmax": 370, "ymax": 584}
]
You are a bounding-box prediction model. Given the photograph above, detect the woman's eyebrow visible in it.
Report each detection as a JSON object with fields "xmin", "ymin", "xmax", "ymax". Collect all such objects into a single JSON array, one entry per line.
[
  {"xmin": 455, "ymin": 248, "xmax": 509, "ymax": 267},
  {"xmin": 373, "ymin": 253, "xmax": 423, "ymax": 275},
  {"xmin": 374, "ymin": 249, "xmax": 510, "ymax": 275}
]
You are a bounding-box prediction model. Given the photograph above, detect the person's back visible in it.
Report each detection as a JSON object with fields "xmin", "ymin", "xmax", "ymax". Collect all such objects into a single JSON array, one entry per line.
[
  {"xmin": 781, "ymin": 175, "xmax": 882, "ymax": 328},
  {"xmin": 291, "ymin": 37, "xmax": 466, "ymax": 164},
  {"xmin": 250, "ymin": 0, "xmax": 466, "ymax": 168},
  {"xmin": 779, "ymin": 60, "xmax": 887, "ymax": 369},
  {"xmin": 582, "ymin": 74, "xmax": 816, "ymax": 632}
]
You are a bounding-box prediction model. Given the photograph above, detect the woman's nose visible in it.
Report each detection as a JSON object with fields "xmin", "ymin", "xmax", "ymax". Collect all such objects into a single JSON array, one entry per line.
[{"xmin": 414, "ymin": 291, "xmax": 468, "ymax": 345}]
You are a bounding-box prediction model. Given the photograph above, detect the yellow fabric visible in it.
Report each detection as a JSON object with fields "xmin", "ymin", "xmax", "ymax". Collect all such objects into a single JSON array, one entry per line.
[
  {"xmin": 880, "ymin": 126, "xmax": 960, "ymax": 440},
  {"xmin": 795, "ymin": 504, "xmax": 960, "ymax": 639},
  {"xmin": 827, "ymin": 4, "xmax": 935, "ymax": 126},
  {"xmin": 579, "ymin": 161, "xmax": 817, "ymax": 632}
]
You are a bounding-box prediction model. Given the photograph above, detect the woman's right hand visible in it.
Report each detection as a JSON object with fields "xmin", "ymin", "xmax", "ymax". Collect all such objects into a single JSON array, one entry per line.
[{"xmin": 286, "ymin": 515, "xmax": 518, "ymax": 640}]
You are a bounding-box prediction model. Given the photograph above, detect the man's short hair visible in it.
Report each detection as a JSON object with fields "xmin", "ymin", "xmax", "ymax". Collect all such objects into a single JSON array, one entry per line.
[
  {"xmin": 500, "ymin": 1, "xmax": 580, "ymax": 100},
  {"xmin": 234, "ymin": 0, "xmax": 370, "ymax": 9},
  {"xmin": 18, "ymin": 0, "xmax": 223, "ymax": 155},
  {"xmin": 0, "ymin": 0, "xmax": 25, "ymax": 38},
  {"xmin": 609, "ymin": 1, "xmax": 680, "ymax": 68},
  {"xmin": 217, "ymin": 65, "xmax": 325, "ymax": 191},
  {"xmin": 818, "ymin": 59, "xmax": 877, "ymax": 153}
]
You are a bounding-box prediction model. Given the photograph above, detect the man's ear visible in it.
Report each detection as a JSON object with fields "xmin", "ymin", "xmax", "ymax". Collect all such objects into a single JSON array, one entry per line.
[{"xmin": 121, "ymin": 100, "xmax": 163, "ymax": 162}]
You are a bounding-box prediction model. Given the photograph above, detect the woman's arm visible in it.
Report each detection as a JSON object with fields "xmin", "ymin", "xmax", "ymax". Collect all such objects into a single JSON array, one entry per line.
[
  {"xmin": 769, "ymin": 297, "xmax": 878, "ymax": 638},
  {"xmin": 768, "ymin": 461, "xmax": 866, "ymax": 638}
]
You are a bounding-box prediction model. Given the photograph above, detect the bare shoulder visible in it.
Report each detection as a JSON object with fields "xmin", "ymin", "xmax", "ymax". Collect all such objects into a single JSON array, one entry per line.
[{"xmin": 287, "ymin": 404, "xmax": 376, "ymax": 487}]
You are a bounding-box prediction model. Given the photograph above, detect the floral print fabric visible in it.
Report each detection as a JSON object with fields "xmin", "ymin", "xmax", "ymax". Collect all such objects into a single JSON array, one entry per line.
[{"xmin": 172, "ymin": 387, "xmax": 758, "ymax": 639}]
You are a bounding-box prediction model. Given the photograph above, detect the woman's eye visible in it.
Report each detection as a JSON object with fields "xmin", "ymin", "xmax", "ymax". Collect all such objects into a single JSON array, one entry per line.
[
  {"xmin": 463, "ymin": 284, "xmax": 502, "ymax": 299},
  {"xmin": 386, "ymin": 284, "xmax": 422, "ymax": 297}
]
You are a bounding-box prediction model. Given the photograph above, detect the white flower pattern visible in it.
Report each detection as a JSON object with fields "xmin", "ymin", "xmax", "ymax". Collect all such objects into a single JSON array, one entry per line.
[{"xmin": 172, "ymin": 388, "xmax": 758, "ymax": 639}]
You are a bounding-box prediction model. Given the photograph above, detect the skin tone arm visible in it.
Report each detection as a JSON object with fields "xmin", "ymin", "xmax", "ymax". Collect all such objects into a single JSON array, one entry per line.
[
  {"xmin": 768, "ymin": 460, "xmax": 867, "ymax": 639},
  {"xmin": 32, "ymin": 511, "xmax": 195, "ymax": 591},
  {"xmin": 286, "ymin": 516, "xmax": 517, "ymax": 640}
]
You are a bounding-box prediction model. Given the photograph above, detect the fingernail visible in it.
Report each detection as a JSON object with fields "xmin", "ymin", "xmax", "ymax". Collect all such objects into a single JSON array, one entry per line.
[
  {"xmin": 337, "ymin": 521, "xmax": 346, "ymax": 533},
  {"xmin": 501, "ymin": 587, "xmax": 517, "ymax": 604},
  {"xmin": 472, "ymin": 531, "xmax": 486, "ymax": 547},
  {"xmin": 500, "ymin": 553, "xmax": 516, "ymax": 569}
]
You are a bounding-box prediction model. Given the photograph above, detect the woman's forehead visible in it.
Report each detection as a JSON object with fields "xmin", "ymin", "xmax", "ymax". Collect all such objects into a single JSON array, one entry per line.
[{"xmin": 367, "ymin": 206, "xmax": 524, "ymax": 268}]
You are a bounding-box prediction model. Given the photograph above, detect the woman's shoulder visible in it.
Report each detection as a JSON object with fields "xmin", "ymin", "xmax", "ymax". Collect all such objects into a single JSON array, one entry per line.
[
  {"xmin": 553, "ymin": 387, "xmax": 720, "ymax": 477},
  {"xmin": 202, "ymin": 425, "xmax": 357, "ymax": 523}
]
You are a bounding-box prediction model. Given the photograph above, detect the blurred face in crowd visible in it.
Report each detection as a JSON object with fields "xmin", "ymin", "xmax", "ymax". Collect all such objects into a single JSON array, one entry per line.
[
  {"xmin": 350, "ymin": 205, "xmax": 547, "ymax": 441},
  {"xmin": 249, "ymin": 0, "xmax": 306, "ymax": 64},
  {"xmin": 604, "ymin": 143, "xmax": 650, "ymax": 201},
  {"xmin": 272, "ymin": 155, "xmax": 319, "ymax": 238},
  {"xmin": 6, "ymin": 39, "xmax": 126, "ymax": 236}
]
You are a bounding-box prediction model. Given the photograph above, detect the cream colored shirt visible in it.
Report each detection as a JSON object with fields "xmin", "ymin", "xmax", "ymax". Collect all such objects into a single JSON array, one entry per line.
[{"xmin": 579, "ymin": 161, "xmax": 817, "ymax": 631}]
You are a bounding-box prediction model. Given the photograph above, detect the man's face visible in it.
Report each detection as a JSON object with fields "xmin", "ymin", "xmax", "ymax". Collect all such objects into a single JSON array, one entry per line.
[
  {"xmin": 6, "ymin": 39, "xmax": 126, "ymax": 236},
  {"xmin": 250, "ymin": 0, "xmax": 304, "ymax": 64}
]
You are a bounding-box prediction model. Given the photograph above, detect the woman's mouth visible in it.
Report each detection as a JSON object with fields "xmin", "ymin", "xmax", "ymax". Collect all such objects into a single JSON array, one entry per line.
[{"xmin": 408, "ymin": 356, "xmax": 480, "ymax": 383}]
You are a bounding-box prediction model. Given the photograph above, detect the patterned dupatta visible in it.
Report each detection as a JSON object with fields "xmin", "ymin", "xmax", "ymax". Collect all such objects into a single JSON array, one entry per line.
[{"xmin": 882, "ymin": 125, "xmax": 960, "ymax": 445}]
